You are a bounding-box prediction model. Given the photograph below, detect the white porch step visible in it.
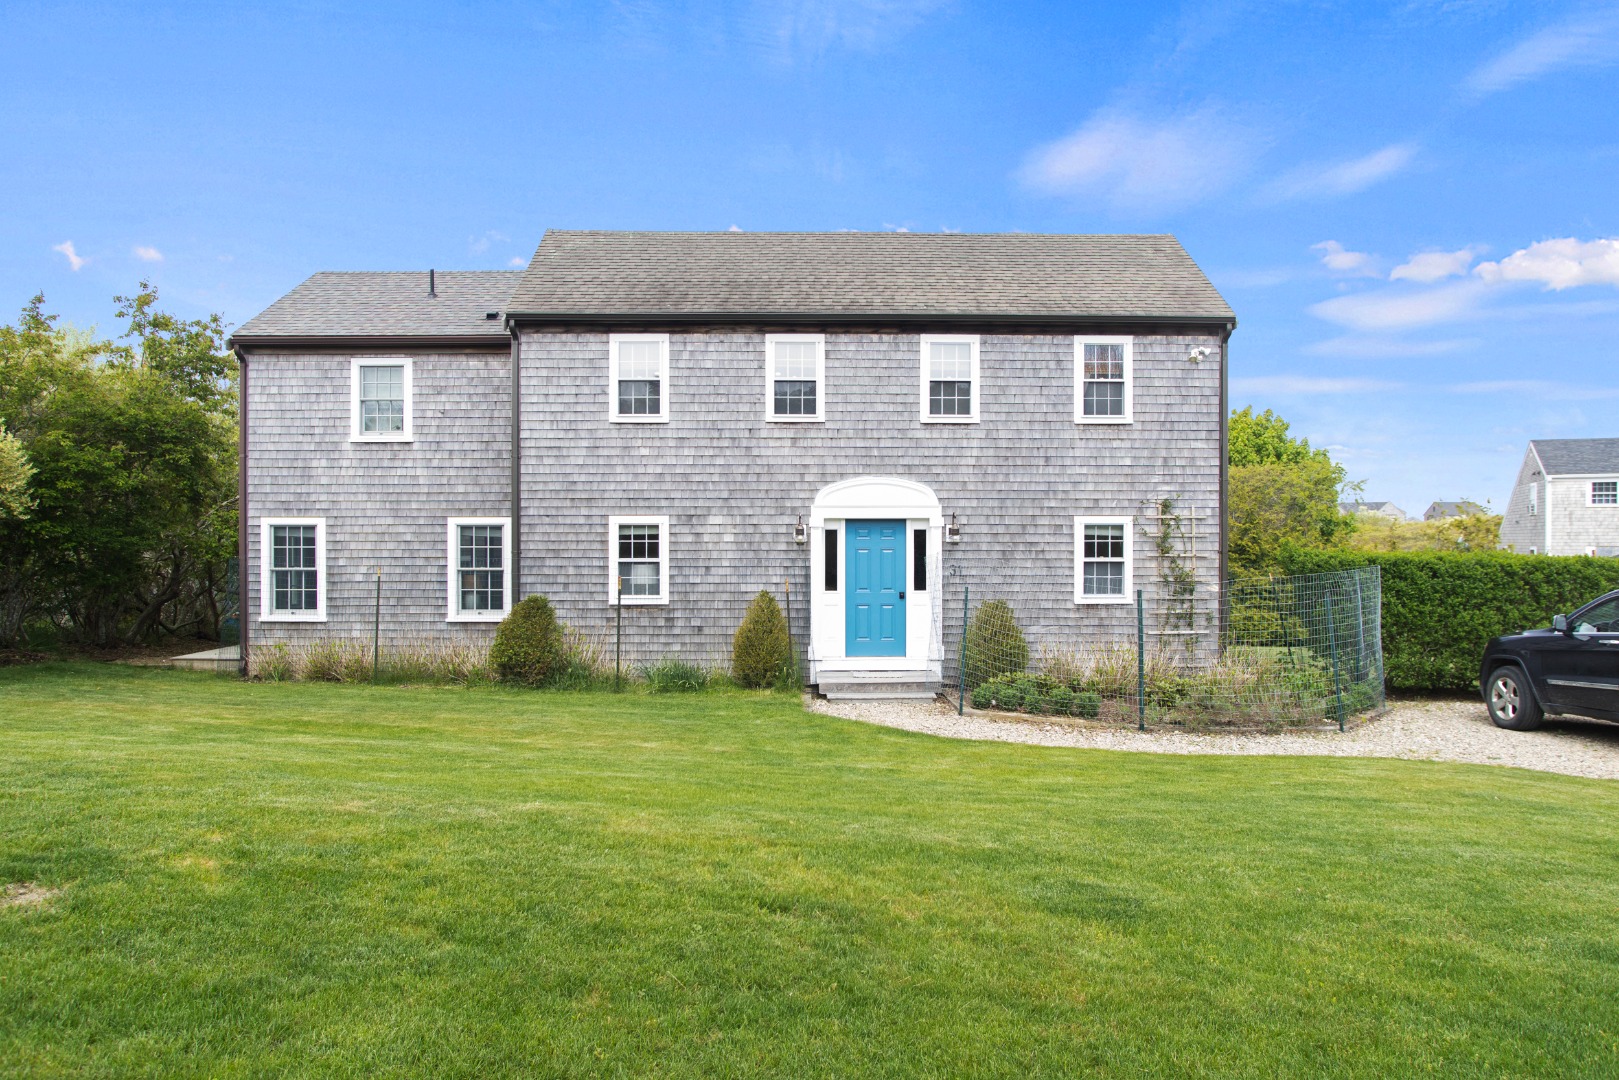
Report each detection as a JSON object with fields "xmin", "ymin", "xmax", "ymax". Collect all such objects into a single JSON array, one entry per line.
[
  {"xmin": 816, "ymin": 672, "xmax": 940, "ymax": 702},
  {"xmin": 169, "ymin": 645, "xmax": 240, "ymax": 672}
]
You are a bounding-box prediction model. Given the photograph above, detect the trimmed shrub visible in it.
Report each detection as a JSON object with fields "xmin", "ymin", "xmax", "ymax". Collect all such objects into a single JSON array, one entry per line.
[
  {"xmin": 645, "ymin": 658, "xmax": 709, "ymax": 693},
  {"xmin": 732, "ymin": 590, "xmax": 793, "ymax": 689},
  {"xmin": 1280, "ymin": 549, "xmax": 1619, "ymax": 691},
  {"xmin": 1071, "ymin": 691, "xmax": 1102, "ymax": 719},
  {"xmin": 490, "ymin": 595, "xmax": 565, "ymax": 687},
  {"xmin": 963, "ymin": 599, "xmax": 1029, "ymax": 688}
]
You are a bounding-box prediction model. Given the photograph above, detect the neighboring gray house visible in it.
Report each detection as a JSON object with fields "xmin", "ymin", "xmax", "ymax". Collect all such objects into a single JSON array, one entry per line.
[
  {"xmin": 1500, "ymin": 438, "xmax": 1619, "ymax": 556},
  {"xmin": 1423, "ymin": 500, "xmax": 1487, "ymax": 521},
  {"xmin": 1340, "ymin": 500, "xmax": 1407, "ymax": 521},
  {"xmin": 232, "ymin": 231, "xmax": 1235, "ymax": 690}
]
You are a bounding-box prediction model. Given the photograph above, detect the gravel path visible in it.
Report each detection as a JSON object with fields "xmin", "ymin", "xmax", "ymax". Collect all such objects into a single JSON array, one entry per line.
[{"xmin": 808, "ymin": 696, "xmax": 1619, "ymax": 781}]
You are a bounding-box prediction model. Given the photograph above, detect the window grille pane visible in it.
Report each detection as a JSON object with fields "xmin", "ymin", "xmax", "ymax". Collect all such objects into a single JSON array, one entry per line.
[
  {"xmin": 1595, "ymin": 482, "xmax": 1618, "ymax": 505},
  {"xmin": 1083, "ymin": 343, "xmax": 1124, "ymax": 380},
  {"xmin": 618, "ymin": 524, "xmax": 659, "ymax": 560},
  {"xmin": 1083, "ymin": 381, "xmax": 1125, "ymax": 417},
  {"xmin": 773, "ymin": 341, "xmax": 817, "ymax": 379},
  {"xmin": 1084, "ymin": 523, "xmax": 1125, "ymax": 559},
  {"xmin": 618, "ymin": 341, "xmax": 662, "ymax": 380},
  {"xmin": 359, "ymin": 365, "xmax": 405, "ymax": 433},
  {"xmin": 1083, "ymin": 561, "xmax": 1125, "ymax": 596},
  {"xmin": 773, "ymin": 380, "xmax": 817, "ymax": 416},
  {"xmin": 270, "ymin": 525, "xmax": 318, "ymax": 612},
  {"xmin": 618, "ymin": 380, "xmax": 660, "ymax": 415},
  {"xmin": 929, "ymin": 380, "xmax": 972, "ymax": 416},
  {"xmin": 928, "ymin": 342, "xmax": 972, "ymax": 381},
  {"xmin": 619, "ymin": 560, "xmax": 661, "ymax": 596}
]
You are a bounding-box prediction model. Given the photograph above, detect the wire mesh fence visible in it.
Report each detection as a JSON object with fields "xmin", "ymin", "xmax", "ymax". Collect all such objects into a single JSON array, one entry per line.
[{"xmin": 943, "ymin": 566, "xmax": 1384, "ymax": 731}]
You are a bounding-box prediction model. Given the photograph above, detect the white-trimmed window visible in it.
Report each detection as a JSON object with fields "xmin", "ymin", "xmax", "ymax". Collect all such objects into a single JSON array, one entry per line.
[
  {"xmin": 260, "ymin": 518, "xmax": 326, "ymax": 621},
  {"xmin": 1592, "ymin": 481, "xmax": 1618, "ymax": 506},
  {"xmin": 351, "ymin": 358, "xmax": 413, "ymax": 441},
  {"xmin": 1074, "ymin": 516, "xmax": 1133, "ymax": 604},
  {"xmin": 608, "ymin": 515, "xmax": 670, "ymax": 605},
  {"xmin": 1529, "ymin": 482, "xmax": 1539, "ymax": 515},
  {"xmin": 610, "ymin": 334, "xmax": 670, "ymax": 423},
  {"xmin": 446, "ymin": 518, "xmax": 511, "ymax": 621},
  {"xmin": 765, "ymin": 334, "xmax": 825, "ymax": 422},
  {"xmin": 1075, "ymin": 337, "xmax": 1132, "ymax": 424},
  {"xmin": 919, "ymin": 334, "xmax": 980, "ymax": 423}
]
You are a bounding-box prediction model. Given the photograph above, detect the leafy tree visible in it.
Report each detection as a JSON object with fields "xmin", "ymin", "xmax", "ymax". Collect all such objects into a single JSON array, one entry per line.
[
  {"xmin": 1345, "ymin": 511, "xmax": 1501, "ymax": 553},
  {"xmin": 0, "ymin": 423, "xmax": 32, "ymax": 520},
  {"xmin": 1227, "ymin": 407, "xmax": 1355, "ymax": 575}
]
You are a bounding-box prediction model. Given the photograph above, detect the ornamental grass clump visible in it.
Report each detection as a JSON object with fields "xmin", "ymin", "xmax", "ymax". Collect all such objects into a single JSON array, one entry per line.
[
  {"xmin": 645, "ymin": 658, "xmax": 710, "ymax": 693},
  {"xmin": 490, "ymin": 595, "xmax": 565, "ymax": 687},
  {"xmin": 963, "ymin": 599, "xmax": 1028, "ymax": 688},
  {"xmin": 731, "ymin": 590, "xmax": 792, "ymax": 689}
]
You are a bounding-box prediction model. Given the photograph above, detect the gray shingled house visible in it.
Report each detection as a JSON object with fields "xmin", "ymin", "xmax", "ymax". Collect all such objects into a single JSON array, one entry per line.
[
  {"xmin": 231, "ymin": 231, "xmax": 1235, "ymax": 692},
  {"xmin": 1500, "ymin": 438, "xmax": 1619, "ymax": 556}
]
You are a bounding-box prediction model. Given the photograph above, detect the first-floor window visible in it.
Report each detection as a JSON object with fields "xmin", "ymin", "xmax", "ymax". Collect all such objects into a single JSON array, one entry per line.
[
  {"xmin": 609, "ymin": 516, "xmax": 670, "ymax": 604},
  {"xmin": 1594, "ymin": 481, "xmax": 1618, "ymax": 506},
  {"xmin": 261, "ymin": 518, "xmax": 325, "ymax": 620},
  {"xmin": 1075, "ymin": 517, "xmax": 1132, "ymax": 604},
  {"xmin": 447, "ymin": 518, "xmax": 510, "ymax": 620}
]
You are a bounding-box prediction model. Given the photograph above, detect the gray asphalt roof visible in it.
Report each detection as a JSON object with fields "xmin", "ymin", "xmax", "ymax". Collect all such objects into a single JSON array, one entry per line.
[
  {"xmin": 232, "ymin": 271, "xmax": 521, "ymax": 342},
  {"xmin": 506, "ymin": 231, "xmax": 1234, "ymax": 322},
  {"xmin": 1532, "ymin": 438, "xmax": 1619, "ymax": 475}
]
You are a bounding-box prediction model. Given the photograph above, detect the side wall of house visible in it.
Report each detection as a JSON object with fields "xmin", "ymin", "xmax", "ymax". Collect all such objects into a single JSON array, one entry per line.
[
  {"xmin": 245, "ymin": 348, "xmax": 512, "ymax": 649},
  {"xmin": 1546, "ymin": 474, "xmax": 1619, "ymax": 556},
  {"xmin": 517, "ymin": 328, "xmax": 1225, "ymax": 669},
  {"xmin": 1498, "ymin": 449, "xmax": 1546, "ymax": 554}
]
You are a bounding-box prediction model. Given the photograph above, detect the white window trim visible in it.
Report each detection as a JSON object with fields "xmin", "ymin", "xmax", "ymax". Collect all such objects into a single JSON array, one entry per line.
[
  {"xmin": 349, "ymin": 358, "xmax": 413, "ymax": 442},
  {"xmin": 1588, "ymin": 479, "xmax": 1619, "ymax": 507},
  {"xmin": 918, "ymin": 334, "xmax": 980, "ymax": 424},
  {"xmin": 764, "ymin": 333, "xmax": 826, "ymax": 423},
  {"xmin": 1074, "ymin": 336, "xmax": 1134, "ymax": 425},
  {"xmin": 1074, "ymin": 515, "xmax": 1134, "ymax": 605},
  {"xmin": 1529, "ymin": 481, "xmax": 1539, "ymax": 515},
  {"xmin": 608, "ymin": 515, "xmax": 670, "ymax": 606},
  {"xmin": 609, "ymin": 334, "xmax": 671, "ymax": 424},
  {"xmin": 260, "ymin": 517, "xmax": 327, "ymax": 622},
  {"xmin": 445, "ymin": 517, "xmax": 512, "ymax": 622}
]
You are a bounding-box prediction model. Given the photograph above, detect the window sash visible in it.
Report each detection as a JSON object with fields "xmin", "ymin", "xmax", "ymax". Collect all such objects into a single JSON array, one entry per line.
[
  {"xmin": 1594, "ymin": 482, "xmax": 1618, "ymax": 506},
  {"xmin": 610, "ymin": 336, "xmax": 669, "ymax": 421},
  {"xmin": 457, "ymin": 524, "xmax": 504, "ymax": 612},
  {"xmin": 1075, "ymin": 338, "xmax": 1132, "ymax": 423},
  {"xmin": 1075, "ymin": 518, "xmax": 1131, "ymax": 603}
]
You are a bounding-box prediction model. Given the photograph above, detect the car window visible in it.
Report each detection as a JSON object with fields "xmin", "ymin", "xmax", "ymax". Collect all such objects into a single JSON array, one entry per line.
[{"xmin": 1573, "ymin": 597, "xmax": 1619, "ymax": 634}]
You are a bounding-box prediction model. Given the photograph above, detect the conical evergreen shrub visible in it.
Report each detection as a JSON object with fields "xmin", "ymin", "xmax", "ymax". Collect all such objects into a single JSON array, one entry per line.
[
  {"xmin": 731, "ymin": 589, "xmax": 793, "ymax": 689},
  {"xmin": 490, "ymin": 595, "xmax": 564, "ymax": 686},
  {"xmin": 963, "ymin": 598, "xmax": 1028, "ymax": 688}
]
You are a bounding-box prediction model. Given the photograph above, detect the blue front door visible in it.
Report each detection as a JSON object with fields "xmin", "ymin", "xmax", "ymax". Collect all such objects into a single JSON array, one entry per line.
[{"xmin": 846, "ymin": 520, "xmax": 906, "ymax": 657}]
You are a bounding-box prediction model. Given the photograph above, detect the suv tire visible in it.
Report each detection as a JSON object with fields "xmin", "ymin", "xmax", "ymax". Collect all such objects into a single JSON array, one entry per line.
[{"xmin": 1486, "ymin": 665, "xmax": 1542, "ymax": 731}]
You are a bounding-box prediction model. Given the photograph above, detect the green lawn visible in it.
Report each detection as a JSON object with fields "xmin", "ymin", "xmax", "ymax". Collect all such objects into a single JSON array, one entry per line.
[{"xmin": 3, "ymin": 665, "xmax": 1618, "ymax": 1077}]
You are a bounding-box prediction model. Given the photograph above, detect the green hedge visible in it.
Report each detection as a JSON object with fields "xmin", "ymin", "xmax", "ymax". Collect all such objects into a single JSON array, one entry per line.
[{"xmin": 1278, "ymin": 549, "xmax": 1619, "ymax": 692}]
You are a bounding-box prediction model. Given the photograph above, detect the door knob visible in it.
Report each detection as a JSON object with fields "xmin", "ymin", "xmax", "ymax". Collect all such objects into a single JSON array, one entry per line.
[{"xmin": 899, "ymin": 591, "xmax": 906, "ymax": 599}]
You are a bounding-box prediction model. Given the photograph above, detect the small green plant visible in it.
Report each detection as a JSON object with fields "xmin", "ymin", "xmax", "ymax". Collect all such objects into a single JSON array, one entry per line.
[
  {"xmin": 257, "ymin": 643, "xmax": 293, "ymax": 682},
  {"xmin": 732, "ymin": 590, "xmax": 792, "ymax": 689},
  {"xmin": 645, "ymin": 658, "xmax": 710, "ymax": 693},
  {"xmin": 1071, "ymin": 691, "xmax": 1101, "ymax": 719},
  {"xmin": 490, "ymin": 595, "xmax": 565, "ymax": 687},
  {"xmin": 963, "ymin": 599, "xmax": 1028, "ymax": 689}
]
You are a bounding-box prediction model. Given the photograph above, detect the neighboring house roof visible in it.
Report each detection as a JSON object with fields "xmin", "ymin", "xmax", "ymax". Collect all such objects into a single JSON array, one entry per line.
[
  {"xmin": 1340, "ymin": 501, "xmax": 1406, "ymax": 519},
  {"xmin": 1529, "ymin": 437, "xmax": 1619, "ymax": 476},
  {"xmin": 1425, "ymin": 500, "xmax": 1487, "ymax": 520},
  {"xmin": 505, "ymin": 231, "xmax": 1235, "ymax": 325},
  {"xmin": 231, "ymin": 271, "xmax": 522, "ymax": 345}
]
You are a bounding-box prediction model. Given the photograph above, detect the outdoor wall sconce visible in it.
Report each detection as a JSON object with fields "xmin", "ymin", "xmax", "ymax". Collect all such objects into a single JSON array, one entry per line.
[
  {"xmin": 793, "ymin": 515, "xmax": 807, "ymax": 545},
  {"xmin": 1188, "ymin": 346, "xmax": 1211, "ymax": 363},
  {"xmin": 945, "ymin": 512, "xmax": 962, "ymax": 543}
]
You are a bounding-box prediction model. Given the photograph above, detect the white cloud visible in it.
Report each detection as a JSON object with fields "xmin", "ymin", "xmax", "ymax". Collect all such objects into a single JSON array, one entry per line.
[
  {"xmin": 1390, "ymin": 246, "xmax": 1482, "ymax": 283},
  {"xmin": 1312, "ymin": 240, "xmax": 1380, "ymax": 277},
  {"xmin": 1474, "ymin": 237, "xmax": 1619, "ymax": 289},
  {"xmin": 727, "ymin": 224, "xmax": 743, "ymax": 232},
  {"xmin": 1018, "ymin": 106, "xmax": 1261, "ymax": 213},
  {"xmin": 1266, "ymin": 143, "xmax": 1417, "ymax": 200},
  {"xmin": 1463, "ymin": 9, "xmax": 1619, "ymax": 97},
  {"xmin": 507, "ymin": 256, "xmax": 526, "ymax": 268},
  {"xmin": 1304, "ymin": 335, "xmax": 1475, "ymax": 359},
  {"xmin": 1451, "ymin": 379, "xmax": 1619, "ymax": 400},
  {"xmin": 132, "ymin": 245, "xmax": 163, "ymax": 263},
  {"xmin": 753, "ymin": 0, "xmax": 952, "ymax": 60},
  {"xmin": 52, "ymin": 241, "xmax": 86, "ymax": 271},
  {"xmin": 469, "ymin": 230, "xmax": 511, "ymax": 255},
  {"xmin": 1230, "ymin": 375, "xmax": 1401, "ymax": 395},
  {"xmin": 1309, "ymin": 280, "xmax": 1488, "ymax": 331}
]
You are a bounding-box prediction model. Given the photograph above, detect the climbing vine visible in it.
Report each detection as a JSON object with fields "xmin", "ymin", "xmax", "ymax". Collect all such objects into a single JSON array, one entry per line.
[{"xmin": 1152, "ymin": 496, "xmax": 1198, "ymax": 649}]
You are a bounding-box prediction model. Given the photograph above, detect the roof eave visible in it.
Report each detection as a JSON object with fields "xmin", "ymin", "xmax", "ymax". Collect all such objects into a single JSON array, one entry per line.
[
  {"xmin": 505, "ymin": 310, "xmax": 1236, "ymax": 330},
  {"xmin": 229, "ymin": 333, "xmax": 511, "ymax": 352}
]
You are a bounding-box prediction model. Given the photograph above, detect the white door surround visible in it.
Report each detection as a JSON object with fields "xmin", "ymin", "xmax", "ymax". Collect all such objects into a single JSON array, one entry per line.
[{"xmin": 808, "ymin": 476, "xmax": 945, "ymax": 681}]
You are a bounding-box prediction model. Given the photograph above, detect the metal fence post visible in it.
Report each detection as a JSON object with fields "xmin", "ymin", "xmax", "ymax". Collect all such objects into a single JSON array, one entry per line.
[
  {"xmin": 784, "ymin": 577, "xmax": 794, "ymax": 687},
  {"xmin": 1326, "ymin": 592, "xmax": 1344, "ymax": 731},
  {"xmin": 1136, "ymin": 589, "xmax": 1146, "ymax": 732},
  {"xmin": 957, "ymin": 586, "xmax": 969, "ymax": 715},
  {"xmin": 615, "ymin": 576, "xmax": 623, "ymax": 692},
  {"xmin": 372, "ymin": 567, "xmax": 381, "ymax": 685}
]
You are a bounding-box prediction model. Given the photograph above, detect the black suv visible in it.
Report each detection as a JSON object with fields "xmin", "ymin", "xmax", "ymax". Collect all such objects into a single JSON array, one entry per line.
[{"xmin": 1480, "ymin": 590, "xmax": 1619, "ymax": 730}]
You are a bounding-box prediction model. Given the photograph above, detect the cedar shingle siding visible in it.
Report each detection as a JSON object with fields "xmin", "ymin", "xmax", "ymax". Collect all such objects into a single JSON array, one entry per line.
[{"xmin": 238, "ymin": 231, "xmax": 1233, "ymax": 676}]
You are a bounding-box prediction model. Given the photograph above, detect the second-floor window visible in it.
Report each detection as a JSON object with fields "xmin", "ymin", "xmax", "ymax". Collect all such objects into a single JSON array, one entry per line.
[
  {"xmin": 610, "ymin": 334, "xmax": 669, "ymax": 423},
  {"xmin": 1076, "ymin": 337, "xmax": 1132, "ymax": 424},
  {"xmin": 351, "ymin": 358, "xmax": 413, "ymax": 441},
  {"xmin": 1594, "ymin": 481, "xmax": 1618, "ymax": 506},
  {"xmin": 766, "ymin": 334, "xmax": 825, "ymax": 422},
  {"xmin": 920, "ymin": 334, "xmax": 979, "ymax": 424}
]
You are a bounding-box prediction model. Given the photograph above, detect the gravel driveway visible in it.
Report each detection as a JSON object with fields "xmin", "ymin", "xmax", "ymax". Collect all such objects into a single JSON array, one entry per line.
[{"xmin": 808, "ymin": 696, "xmax": 1619, "ymax": 781}]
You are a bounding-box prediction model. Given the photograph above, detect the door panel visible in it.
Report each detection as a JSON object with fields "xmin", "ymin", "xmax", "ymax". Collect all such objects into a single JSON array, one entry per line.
[
  {"xmin": 846, "ymin": 520, "xmax": 906, "ymax": 657},
  {"xmin": 1543, "ymin": 598, "xmax": 1619, "ymax": 713}
]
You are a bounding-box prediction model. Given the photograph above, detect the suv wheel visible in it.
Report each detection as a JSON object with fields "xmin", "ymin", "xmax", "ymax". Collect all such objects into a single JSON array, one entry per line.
[{"xmin": 1487, "ymin": 666, "xmax": 1542, "ymax": 731}]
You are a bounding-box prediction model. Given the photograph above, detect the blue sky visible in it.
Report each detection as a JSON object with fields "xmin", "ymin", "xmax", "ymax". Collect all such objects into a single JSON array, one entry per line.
[{"xmin": 3, "ymin": 0, "xmax": 1616, "ymax": 513}]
